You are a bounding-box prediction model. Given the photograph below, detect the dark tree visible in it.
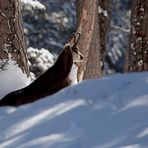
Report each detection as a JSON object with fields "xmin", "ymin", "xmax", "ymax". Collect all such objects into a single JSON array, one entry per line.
[
  {"xmin": 0, "ymin": 0, "xmax": 30, "ymax": 76},
  {"xmin": 125, "ymin": 0, "xmax": 148, "ymax": 72}
]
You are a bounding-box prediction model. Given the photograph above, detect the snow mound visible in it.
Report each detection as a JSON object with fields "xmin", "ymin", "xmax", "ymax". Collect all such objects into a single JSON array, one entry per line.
[
  {"xmin": 0, "ymin": 72, "xmax": 148, "ymax": 148},
  {"xmin": 0, "ymin": 59, "xmax": 31, "ymax": 99}
]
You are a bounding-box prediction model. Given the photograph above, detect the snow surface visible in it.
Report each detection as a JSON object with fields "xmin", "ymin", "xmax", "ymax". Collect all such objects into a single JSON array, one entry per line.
[
  {"xmin": 1, "ymin": 72, "xmax": 148, "ymax": 148},
  {"xmin": 0, "ymin": 59, "xmax": 31, "ymax": 99}
]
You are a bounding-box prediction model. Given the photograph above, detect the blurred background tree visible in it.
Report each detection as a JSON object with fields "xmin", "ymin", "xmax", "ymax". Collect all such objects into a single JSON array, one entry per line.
[
  {"xmin": 98, "ymin": 0, "xmax": 112, "ymax": 75},
  {"xmin": 125, "ymin": 0, "xmax": 148, "ymax": 72}
]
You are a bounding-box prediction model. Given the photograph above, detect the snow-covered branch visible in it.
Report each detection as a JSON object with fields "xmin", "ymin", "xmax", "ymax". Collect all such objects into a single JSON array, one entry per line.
[{"xmin": 21, "ymin": 0, "xmax": 46, "ymax": 10}]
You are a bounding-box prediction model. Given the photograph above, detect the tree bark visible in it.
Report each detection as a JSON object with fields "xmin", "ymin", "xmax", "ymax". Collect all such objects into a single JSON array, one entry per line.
[
  {"xmin": 98, "ymin": 0, "xmax": 112, "ymax": 74},
  {"xmin": 0, "ymin": 0, "xmax": 30, "ymax": 76},
  {"xmin": 75, "ymin": 0, "xmax": 101, "ymax": 80},
  {"xmin": 125, "ymin": 0, "xmax": 148, "ymax": 72}
]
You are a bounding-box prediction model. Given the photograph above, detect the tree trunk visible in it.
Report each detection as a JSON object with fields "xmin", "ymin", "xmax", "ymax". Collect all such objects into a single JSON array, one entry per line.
[
  {"xmin": 0, "ymin": 0, "xmax": 30, "ymax": 76},
  {"xmin": 75, "ymin": 0, "xmax": 101, "ymax": 80},
  {"xmin": 125, "ymin": 0, "xmax": 148, "ymax": 72},
  {"xmin": 98, "ymin": 0, "xmax": 112, "ymax": 74}
]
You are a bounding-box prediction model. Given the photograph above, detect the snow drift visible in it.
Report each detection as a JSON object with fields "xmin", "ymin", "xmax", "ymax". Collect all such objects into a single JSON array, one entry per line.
[{"xmin": 0, "ymin": 72, "xmax": 148, "ymax": 148}]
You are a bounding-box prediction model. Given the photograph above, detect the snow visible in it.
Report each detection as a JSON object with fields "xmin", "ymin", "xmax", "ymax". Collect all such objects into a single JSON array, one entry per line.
[
  {"xmin": 21, "ymin": 0, "xmax": 46, "ymax": 10},
  {"xmin": 138, "ymin": 60, "xmax": 143, "ymax": 66},
  {"xmin": 98, "ymin": 6, "xmax": 108, "ymax": 17},
  {"xmin": 0, "ymin": 59, "xmax": 31, "ymax": 99},
  {"xmin": 27, "ymin": 47, "xmax": 55, "ymax": 76},
  {"xmin": 1, "ymin": 72, "xmax": 148, "ymax": 147}
]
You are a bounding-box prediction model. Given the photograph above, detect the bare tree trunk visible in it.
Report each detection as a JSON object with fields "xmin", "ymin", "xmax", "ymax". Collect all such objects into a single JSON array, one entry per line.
[
  {"xmin": 98, "ymin": 0, "xmax": 112, "ymax": 74},
  {"xmin": 125, "ymin": 0, "xmax": 148, "ymax": 72},
  {"xmin": 76, "ymin": 0, "xmax": 101, "ymax": 80},
  {"xmin": 0, "ymin": 0, "xmax": 30, "ymax": 76}
]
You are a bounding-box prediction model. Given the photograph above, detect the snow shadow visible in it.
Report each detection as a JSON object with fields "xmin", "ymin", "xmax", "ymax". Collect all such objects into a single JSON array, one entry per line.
[{"xmin": 0, "ymin": 72, "xmax": 148, "ymax": 148}]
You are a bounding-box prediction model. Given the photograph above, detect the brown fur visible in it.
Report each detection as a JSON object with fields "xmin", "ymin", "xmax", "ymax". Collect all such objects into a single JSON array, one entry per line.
[{"xmin": 0, "ymin": 46, "xmax": 73, "ymax": 106}]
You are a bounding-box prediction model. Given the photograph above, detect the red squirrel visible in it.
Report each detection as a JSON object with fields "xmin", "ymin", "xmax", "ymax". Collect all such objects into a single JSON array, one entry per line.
[{"xmin": 0, "ymin": 33, "xmax": 83, "ymax": 106}]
